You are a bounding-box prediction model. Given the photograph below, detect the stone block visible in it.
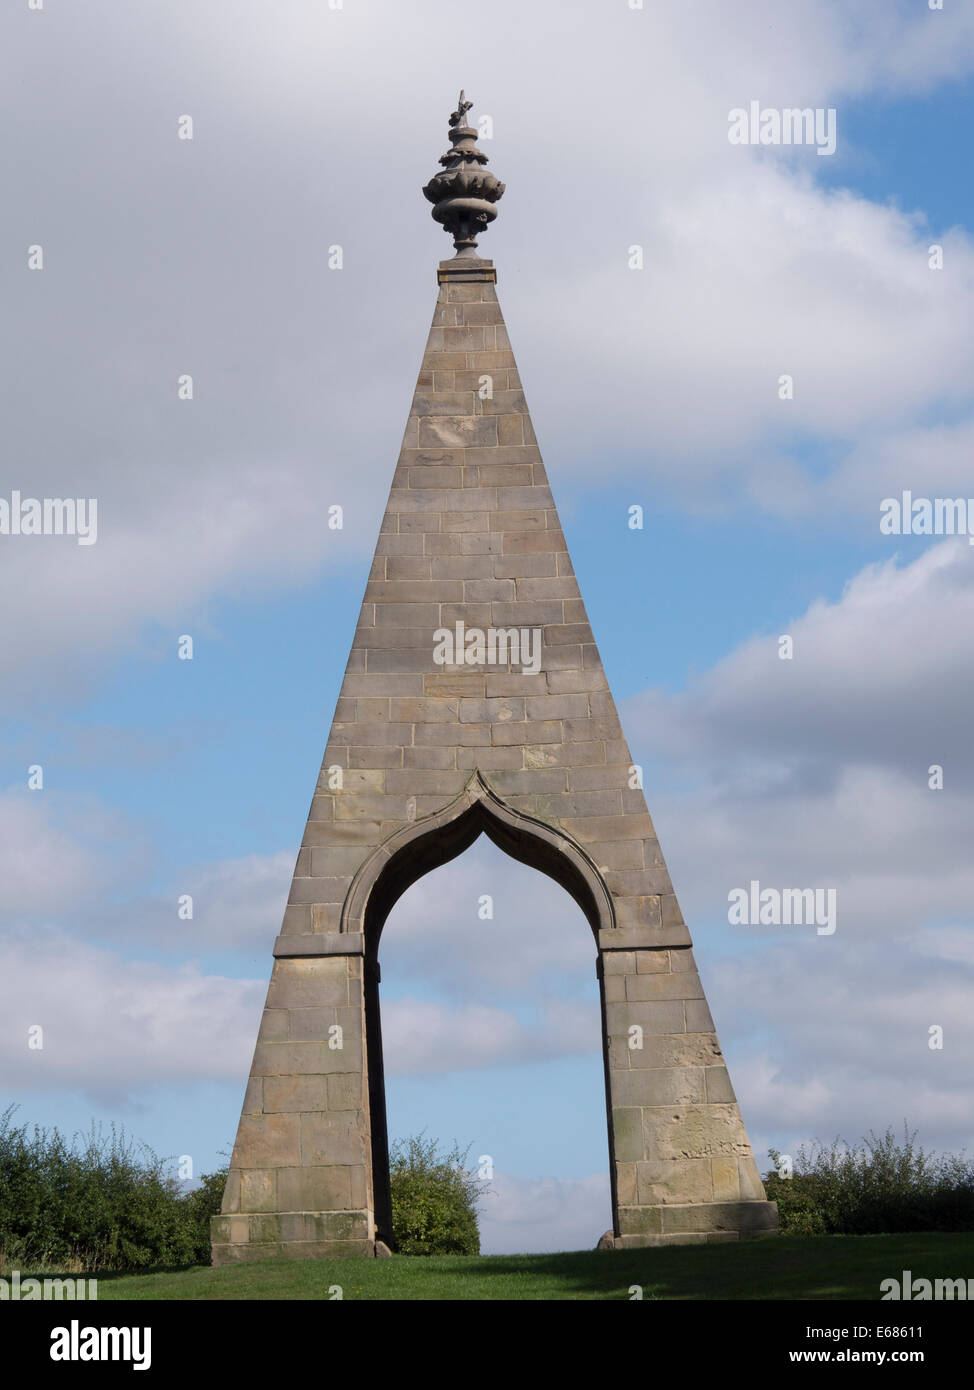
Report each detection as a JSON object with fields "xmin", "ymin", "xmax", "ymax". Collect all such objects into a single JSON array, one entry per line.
[
  {"xmin": 616, "ymin": 1163, "xmax": 637, "ymax": 1206},
  {"xmin": 660, "ymin": 1201, "xmax": 778, "ymax": 1236},
  {"xmin": 233, "ymin": 1113, "xmax": 301, "ymax": 1169},
  {"xmin": 419, "ymin": 416, "xmax": 497, "ymax": 449},
  {"xmin": 260, "ymin": 1010, "xmax": 289, "ymax": 1042},
  {"xmin": 430, "ymin": 555, "xmax": 494, "ymax": 579},
  {"xmin": 645, "ymin": 1105, "xmax": 754, "ymax": 1162},
  {"xmin": 238, "ymin": 1169, "xmax": 276, "ymax": 1213},
  {"xmin": 441, "ymin": 511, "xmax": 490, "ymax": 533},
  {"xmin": 457, "ymin": 745, "xmax": 524, "ymax": 769},
  {"xmin": 484, "ymin": 672, "xmax": 548, "ymax": 695},
  {"xmin": 327, "ymin": 1074, "xmax": 363, "ymax": 1111},
  {"xmin": 601, "ymin": 950, "xmax": 636, "ymax": 975},
  {"xmin": 459, "ymin": 696, "xmax": 523, "ymax": 724},
  {"xmin": 265, "ymin": 958, "xmax": 348, "ymax": 1010},
  {"xmin": 611, "ymin": 898, "xmax": 665, "ymax": 930},
  {"xmin": 525, "ymin": 693, "xmax": 589, "ymax": 720},
  {"xmin": 248, "ymin": 1213, "xmax": 282, "ymax": 1244},
  {"xmin": 423, "ymin": 671, "xmax": 486, "ymax": 696},
  {"xmin": 415, "ymin": 722, "xmax": 490, "ymax": 746},
  {"xmin": 711, "ymin": 1156, "xmax": 740, "ymax": 1202},
  {"xmin": 611, "ymin": 1066, "xmax": 706, "ymax": 1107},
  {"xmin": 537, "ymin": 789, "xmax": 621, "ymax": 818},
  {"xmin": 403, "ymin": 745, "xmax": 457, "ymax": 769},
  {"xmin": 739, "ymin": 1153, "xmax": 768, "ymax": 1201},
  {"xmin": 276, "ymin": 1165, "xmax": 353, "ymax": 1212},
  {"xmin": 252, "ymin": 1040, "xmax": 361, "ymax": 1075},
  {"xmin": 636, "ymin": 1159, "xmax": 714, "ymax": 1206},
  {"xmin": 262, "ymin": 1075, "xmax": 330, "ymax": 1113},
  {"xmin": 502, "ymin": 531, "xmax": 566, "ymax": 554},
  {"xmin": 221, "ymin": 1169, "xmax": 241, "ymax": 1213},
  {"xmin": 492, "ymin": 719, "xmax": 561, "ymax": 746},
  {"xmin": 611, "ymin": 1107, "xmax": 644, "ymax": 1162},
  {"xmin": 491, "ymin": 599, "xmax": 563, "ymax": 625},
  {"xmin": 686, "ymin": 999, "xmax": 716, "ymax": 1032},
  {"xmin": 288, "ymin": 1007, "xmax": 361, "ymax": 1043},
  {"xmin": 243, "ymin": 1077, "xmax": 263, "ymax": 1113},
  {"xmin": 388, "ymin": 697, "xmax": 458, "ymax": 723},
  {"xmin": 616, "ymin": 1205, "xmax": 663, "ymax": 1236},
  {"xmin": 489, "ymin": 509, "xmax": 548, "ymax": 531},
  {"xmin": 522, "ymin": 740, "xmax": 605, "ymax": 769},
  {"xmin": 606, "ymin": 999, "xmax": 686, "ymax": 1036},
  {"xmin": 625, "ymin": 971, "xmax": 705, "ymax": 1002},
  {"xmin": 634, "ymin": 949, "xmax": 668, "ymax": 974},
  {"xmin": 668, "ymin": 945, "xmax": 696, "ymax": 972},
  {"xmin": 625, "ymin": 1032, "xmax": 724, "ymax": 1070},
  {"xmin": 705, "ymin": 1066, "xmax": 737, "ymax": 1103},
  {"xmin": 300, "ymin": 1113, "xmax": 369, "ymax": 1167},
  {"xmin": 604, "ymin": 974, "xmax": 626, "ymax": 1003},
  {"xmin": 210, "ymin": 1216, "xmax": 232, "ymax": 1244}
]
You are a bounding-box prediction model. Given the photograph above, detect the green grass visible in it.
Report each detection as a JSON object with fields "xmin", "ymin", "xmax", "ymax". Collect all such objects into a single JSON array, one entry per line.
[{"xmin": 82, "ymin": 1232, "xmax": 974, "ymax": 1300}]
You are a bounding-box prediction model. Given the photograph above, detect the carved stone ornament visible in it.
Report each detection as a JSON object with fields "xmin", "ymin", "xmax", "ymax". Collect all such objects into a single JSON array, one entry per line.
[{"xmin": 422, "ymin": 90, "xmax": 505, "ymax": 257}]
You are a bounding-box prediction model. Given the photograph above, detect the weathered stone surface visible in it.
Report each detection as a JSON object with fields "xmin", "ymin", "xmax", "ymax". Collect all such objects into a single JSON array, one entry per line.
[
  {"xmin": 636, "ymin": 1158, "xmax": 714, "ymax": 1206},
  {"xmin": 214, "ymin": 235, "xmax": 773, "ymax": 1265}
]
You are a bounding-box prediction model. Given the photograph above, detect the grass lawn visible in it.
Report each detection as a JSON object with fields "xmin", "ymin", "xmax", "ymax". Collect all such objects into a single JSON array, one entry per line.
[{"xmin": 88, "ymin": 1231, "xmax": 974, "ymax": 1300}]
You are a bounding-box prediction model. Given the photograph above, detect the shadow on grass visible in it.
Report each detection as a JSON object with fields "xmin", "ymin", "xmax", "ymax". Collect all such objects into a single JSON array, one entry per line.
[
  {"xmin": 450, "ymin": 1232, "xmax": 974, "ymax": 1300},
  {"xmin": 88, "ymin": 1231, "xmax": 974, "ymax": 1301}
]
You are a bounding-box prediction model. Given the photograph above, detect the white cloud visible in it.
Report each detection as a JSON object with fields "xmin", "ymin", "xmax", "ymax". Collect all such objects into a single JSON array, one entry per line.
[
  {"xmin": 381, "ymin": 997, "xmax": 601, "ymax": 1078},
  {"xmin": 0, "ymin": 789, "xmax": 131, "ymax": 917},
  {"xmin": 380, "ymin": 839, "xmax": 595, "ymax": 998},
  {"xmin": 477, "ymin": 1171, "xmax": 611, "ymax": 1256},
  {"xmin": 0, "ymin": 930, "xmax": 263, "ymax": 1104},
  {"xmin": 630, "ymin": 540, "xmax": 974, "ymax": 786},
  {"xmin": 0, "ymin": 787, "xmax": 291, "ymax": 958},
  {"xmin": 713, "ymin": 933, "xmax": 974, "ymax": 1162},
  {"xmin": 164, "ymin": 851, "xmax": 294, "ymax": 955},
  {"xmin": 621, "ymin": 544, "xmax": 974, "ymax": 948},
  {"xmin": 3, "ymin": 1, "xmax": 974, "ymax": 694}
]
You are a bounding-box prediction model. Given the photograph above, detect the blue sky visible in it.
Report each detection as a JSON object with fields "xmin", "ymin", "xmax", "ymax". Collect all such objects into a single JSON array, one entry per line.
[{"xmin": 3, "ymin": 0, "xmax": 974, "ymax": 1254}]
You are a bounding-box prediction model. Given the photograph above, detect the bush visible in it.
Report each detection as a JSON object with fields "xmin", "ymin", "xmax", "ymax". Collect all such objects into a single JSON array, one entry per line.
[
  {"xmin": 389, "ymin": 1134, "xmax": 484, "ymax": 1255},
  {"xmin": 181, "ymin": 1167, "xmax": 228, "ymax": 1264},
  {"xmin": 766, "ymin": 1124, "xmax": 974, "ymax": 1236},
  {"xmin": 0, "ymin": 1105, "xmax": 226, "ymax": 1273}
]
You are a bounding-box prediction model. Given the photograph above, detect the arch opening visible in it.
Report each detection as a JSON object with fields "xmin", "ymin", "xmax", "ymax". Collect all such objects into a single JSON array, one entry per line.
[
  {"xmin": 352, "ymin": 780, "xmax": 617, "ymax": 1248},
  {"xmin": 365, "ymin": 801, "xmax": 607, "ymax": 951}
]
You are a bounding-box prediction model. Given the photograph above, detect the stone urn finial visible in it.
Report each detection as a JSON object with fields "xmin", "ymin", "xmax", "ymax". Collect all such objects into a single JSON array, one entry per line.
[{"xmin": 422, "ymin": 91, "xmax": 505, "ymax": 258}]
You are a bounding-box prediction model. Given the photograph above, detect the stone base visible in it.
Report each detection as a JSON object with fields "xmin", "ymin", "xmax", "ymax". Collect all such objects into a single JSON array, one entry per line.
[
  {"xmin": 210, "ymin": 1211, "xmax": 373, "ymax": 1265},
  {"xmin": 600, "ymin": 1199, "xmax": 778, "ymax": 1249}
]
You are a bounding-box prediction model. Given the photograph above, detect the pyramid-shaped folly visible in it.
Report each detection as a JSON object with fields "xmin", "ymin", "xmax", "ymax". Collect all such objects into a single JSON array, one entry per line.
[{"xmin": 212, "ymin": 95, "xmax": 777, "ymax": 1262}]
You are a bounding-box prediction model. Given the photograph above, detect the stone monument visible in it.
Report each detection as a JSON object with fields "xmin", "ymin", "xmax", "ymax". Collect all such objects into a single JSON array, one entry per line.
[{"xmin": 211, "ymin": 95, "xmax": 778, "ymax": 1262}]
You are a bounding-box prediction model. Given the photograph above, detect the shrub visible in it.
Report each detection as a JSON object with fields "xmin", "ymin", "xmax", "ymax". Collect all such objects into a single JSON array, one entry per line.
[
  {"xmin": 182, "ymin": 1167, "xmax": 228, "ymax": 1264},
  {"xmin": 766, "ymin": 1124, "xmax": 974, "ymax": 1236},
  {"xmin": 388, "ymin": 1133, "xmax": 484, "ymax": 1255},
  {"xmin": 0, "ymin": 1105, "xmax": 226, "ymax": 1272}
]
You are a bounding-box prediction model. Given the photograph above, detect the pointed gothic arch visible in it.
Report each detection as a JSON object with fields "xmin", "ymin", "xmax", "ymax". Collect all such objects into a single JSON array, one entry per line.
[
  {"xmin": 343, "ymin": 772, "xmax": 618, "ymax": 1244},
  {"xmin": 343, "ymin": 771, "xmax": 616, "ymax": 945}
]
